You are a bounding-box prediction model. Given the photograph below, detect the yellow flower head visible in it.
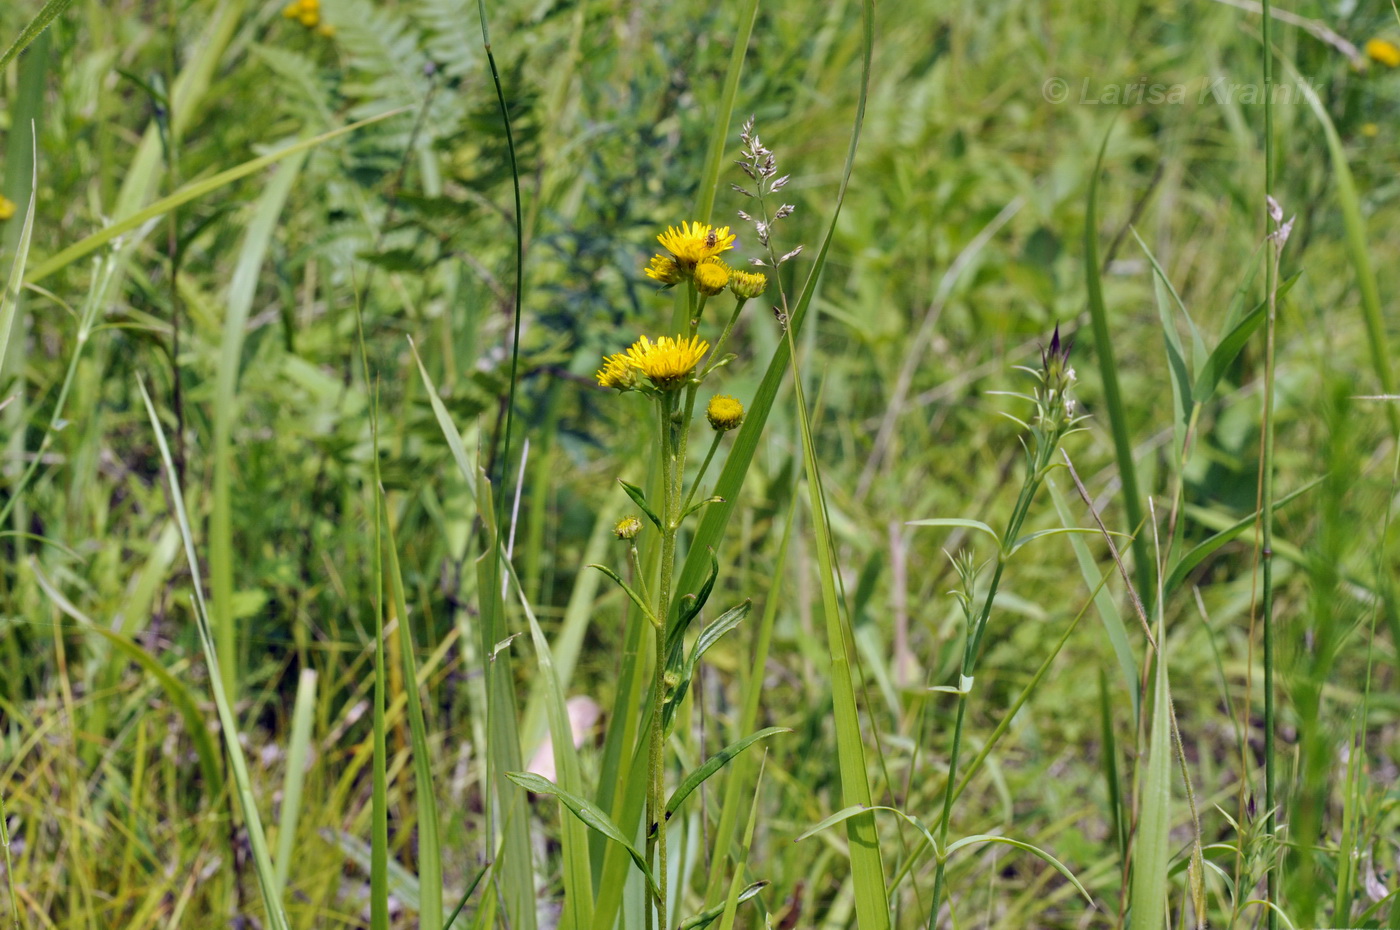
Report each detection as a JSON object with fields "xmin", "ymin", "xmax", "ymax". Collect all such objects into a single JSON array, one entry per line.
[
  {"xmin": 694, "ymin": 259, "xmax": 731, "ymax": 297},
  {"xmin": 613, "ymin": 515, "xmax": 643, "ymax": 540},
  {"xmin": 1366, "ymin": 37, "xmax": 1400, "ymax": 68},
  {"xmin": 0, "ymin": 196, "xmax": 15, "ymax": 221},
  {"xmin": 706, "ymin": 395, "xmax": 745, "ymax": 431},
  {"xmin": 645, "ymin": 254, "xmax": 684, "ymax": 286},
  {"xmin": 623, "ymin": 334, "xmax": 709, "ymax": 390},
  {"xmin": 1362, "ymin": 122, "xmax": 1380, "ymax": 137},
  {"xmin": 657, "ymin": 221, "xmax": 735, "ymax": 270},
  {"xmin": 596, "ymin": 352, "xmax": 641, "ymax": 391},
  {"xmin": 283, "ymin": 0, "xmax": 322, "ymax": 28},
  {"xmin": 728, "ymin": 270, "xmax": 767, "ymax": 300}
]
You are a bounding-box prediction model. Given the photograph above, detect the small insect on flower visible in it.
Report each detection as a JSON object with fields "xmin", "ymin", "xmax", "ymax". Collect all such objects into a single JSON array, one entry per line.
[
  {"xmin": 1366, "ymin": 37, "xmax": 1400, "ymax": 68},
  {"xmin": 656, "ymin": 221, "xmax": 735, "ymax": 271},
  {"xmin": 706, "ymin": 395, "xmax": 745, "ymax": 431},
  {"xmin": 623, "ymin": 334, "xmax": 710, "ymax": 390},
  {"xmin": 613, "ymin": 515, "xmax": 643, "ymax": 540},
  {"xmin": 694, "ymin": 259, "xmax": 731, "ymax": 297},
  {"xmin": 0, "ymin": 196, "xmax": 16, "ymax": 221}
]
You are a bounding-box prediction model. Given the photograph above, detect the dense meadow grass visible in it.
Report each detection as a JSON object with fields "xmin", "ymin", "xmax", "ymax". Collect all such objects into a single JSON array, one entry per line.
[{"xmin": 2, "ymin": 0, "xmax": 1400, "ymax": 927}]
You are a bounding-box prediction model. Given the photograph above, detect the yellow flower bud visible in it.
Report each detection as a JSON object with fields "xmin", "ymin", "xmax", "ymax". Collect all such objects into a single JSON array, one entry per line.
[
  {"xmin": 694, "ymin": 259, "xmax": 730, "ymax": 297},
  {"xmin": 0, "ymin": 196, "xmax": 15, "ymax": 221},
  {"xmin": 614, "ymin": 516, "xmax": 643, "ymax": 540},
  {"xmin": 297, "ymin": 7, "xmax": 319, "ymax": 26},
  {"xmin": 706, "ymin": 395, "xmax": 744, "ymax": 431},
  {"xmin": 728, "ymin": 270, "xmax": 767, "ymax": 300}
]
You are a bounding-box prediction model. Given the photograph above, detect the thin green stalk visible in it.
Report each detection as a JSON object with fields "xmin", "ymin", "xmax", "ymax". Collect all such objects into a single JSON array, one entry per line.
[
  {"xmin": 1258, "ymin": 3, "xmax": 1279, "ymax": 927},
  {"xmin": 680, "ymin": 431, "xmax": 725, "ymax": 517},
  {"xmin": 702, "ymin": 298, "xmax": 748, "ymax": 376}
]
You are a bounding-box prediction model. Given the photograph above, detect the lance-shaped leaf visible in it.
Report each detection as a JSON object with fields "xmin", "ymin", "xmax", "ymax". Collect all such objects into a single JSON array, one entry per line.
[
  {"xmin": 679, "ymin": 882, "xmax": 767, "ymax": 930},
  {"xmin": 664, "ymin": 727, "xmax": 790, "ymax": 819},
  {"xmin": 663, "ymin": 600, "xmax": 750, "ymax": 732},
  {"xmin": 620, "ymin": 479, "xmax": 663, "ymax": 531},
  {"xmin": 668, "ymin": 549, "xmax": 719, "ymax": 657},
  {"xmin": 944, "ymin": 834, "xmax": 1092, "ymax": 903},
  {"xmin": 588, "ymin": 563, "xmax": 659, "ymax": 627},
  {"xmin": 505, "ymin": 772, "xmax": 659, "ymax": 897}
]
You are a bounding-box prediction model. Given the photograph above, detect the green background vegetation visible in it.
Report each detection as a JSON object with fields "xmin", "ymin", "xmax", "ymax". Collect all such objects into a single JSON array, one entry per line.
[{"xmin": 1, "ymin": 0, "xmax": 1399, "ymax": 927}]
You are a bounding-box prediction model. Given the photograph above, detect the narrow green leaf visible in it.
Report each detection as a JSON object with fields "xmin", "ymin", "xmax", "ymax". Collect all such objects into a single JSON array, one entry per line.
[
  {"xmin": 588, "ymin": 563, "xmax": 658, "ymax": 626},
  {"xmin": 137, "ymin": 382, "xmax": 291, "ymax": 930},
  {"xmin": 0, "ymin": 134, "xmax": 36, "ymax": 376},
  {"xmin": 1128, "ymin": 618, "xmax": 1173, "ymax": 930},
  {"xmin": 273, "ymin": 669, "xmax": 318, "ymax": 898},
  {"xmin": 943, "ymin": 835, "xmax": 1092, "ymax": 903},
  {"xmin": 26, "ymin": 109, "xmax": 407, "ymax": 283},
  {"xmin": 505, "ymin": 772, "xmax": 659, "ymax": 897},
  {"xmin": 0, "ymin": 0, "xmax": 75, "ymax": 71},
  {"xmin": 1163, "ymin": 477, "xmax": 1321, "ymax": 594},
  {"xmin": 1084, "ymin": 122, "xmax": 1152, "ymax": 601},
  {"xmin": 1009, "ymin": 526, "xmax": 1117, "ymax": 555},
  {"xmin": 905, "ymin": 517, "xmax": 1000, "ymax": 546},
  {"xmin": 664, "ymin": 727, "xmax": 789, "ymax": 819},
  {"xmin": 382, "ymin": 506, "xmax": 443, "ymax": 930},
  {"xmin": 620, "ymin": 479, "xmax": 664, "ymax": 531},
  {"xmin": 679, "ymin": 882, "xmax": 767, "ymax": 930}
]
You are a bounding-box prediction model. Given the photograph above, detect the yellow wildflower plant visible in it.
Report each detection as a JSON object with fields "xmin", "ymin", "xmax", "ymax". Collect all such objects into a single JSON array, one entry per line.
[
  {"xmin": 0, "ymin": 196, "xmax": 15, "ymax": 221},
  {"xmin": 694, "ymin": 259, "xmax": 731, "ymax": 297},
  {"xmin": 623, "ymin": 334, "xmax": 709, "ymax": 390},
  {"xmin": 645, "ymin": 254, "xmax": 684, "ymax": 286},
  {"xmin": 706, "ymin": 395, "xmax": 744, "ymax": 431},
  {"xmin": 656, "ymin": 221, "xmax": 735, "ymax": 270},
  {"xmin": 1366, "ymin": 37, "xmax": 1400, "ymax": 68}
]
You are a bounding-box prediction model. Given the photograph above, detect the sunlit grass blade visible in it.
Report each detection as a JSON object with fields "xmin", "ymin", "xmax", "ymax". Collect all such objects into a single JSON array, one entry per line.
[
  {"xmin": 382, "ymin": 505, "xmax": 443, "ymax": 930},
  {"xmin": 716, "ymin": 755, "xmax": 767, "ymax": 930},
  {"xmin": 26, "ymin": 109, "xmax": 406, "ymax": 283},
  {"xmin": 136, "ymin": 381, "xmax": 291, "ymax": 930},
  {"xmin": 508, "ymin": 570, "xmax": 594, "ymax": 929},
  {"xmin": 209, "ymin": 149, "xmax": 306, "ymax": 700},
  {"xmin": 0, "ymin": 136, "xmax": 36, "ymax": 376},
  {"xmin": 1084, "ymin": 122, "xmax": 1152, "ymax": 601},
  {"xmin": 692, "ymin": 0, "xmax": 758, "ymax": 225},
  {"xmin": 273, "ymin": 668, "xmax": 317, "ymax": 899},
  {"xmin": 1128, "ymin": 611, "xmax": 1172, "ymax": 930},
  {"xmin": 0, "ymin": 0, "xmax": 74, "ymax": 71}
]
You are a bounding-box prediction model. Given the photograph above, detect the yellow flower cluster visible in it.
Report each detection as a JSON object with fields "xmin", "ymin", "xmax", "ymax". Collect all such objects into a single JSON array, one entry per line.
[
  {"xmin": 1366, "ymin": 37, "xmax": 1400, "ymax": 68},
  {"xmin": 597, "ymin": 335, "xmax": 710, "ymax": 392},
  {"xmin": 0, "ymin": 196, "xmax": 15, "ymax": 221},
  {"xmin": 283, "ymin": 0, "xmax": 335, "ymax": 36}
]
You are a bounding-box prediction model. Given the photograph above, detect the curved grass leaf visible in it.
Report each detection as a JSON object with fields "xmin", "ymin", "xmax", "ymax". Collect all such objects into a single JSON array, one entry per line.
[
  {"xmin": 943, "ymin": 834, "xmax": 1092, "ymax": 903},
  {"xmin": 505, "ymin": 771, "xmax": 659, "ymax": 897},
  {"xmin": 679, "ymin": 882, "xmax": 767, "ymax": 930},
  {"xmin": 664, "ymin": 727, "xmax": 789, "ymax": 819},
  {"xmin": 905, "ymin": 517, "xmax": 1000, "ymax": 546}
]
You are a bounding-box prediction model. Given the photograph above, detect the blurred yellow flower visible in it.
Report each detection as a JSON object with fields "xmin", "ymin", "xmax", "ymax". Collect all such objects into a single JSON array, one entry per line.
[
  {"xmin": 624, "ymin": 334, "xmax": 709, "ymax": 389},
  {"xmin": 1366, "ymin": 37, "xmax": 1400, "ymax": 68},
  {"xmin": 282, "ymin": 0, "xmax": 327, "ymax": 31},
  {"xmin": 645, "ymin": 254, "xmax": 683, "ymax": 286},
  {"xmin": 657, "ymin": 221, "xmax": 735, "ymax": 269},
  {"xmin": 694, "ymin": 259, "xmax": 730, "ymax": 296},
  {"xmin": 1362, "ymin": 122, "xmax": 1380, "ymax": 137},
  {"xmin": 0, "ymin": 196, "xmax": 15, "ymax": 221},
  {"xmin": 596, "ymin": 352, "xmax": 639, "ymax": 391},
  {"xmin": 706, "ymin": 395, "xmax": 744, "ymax": 431}
]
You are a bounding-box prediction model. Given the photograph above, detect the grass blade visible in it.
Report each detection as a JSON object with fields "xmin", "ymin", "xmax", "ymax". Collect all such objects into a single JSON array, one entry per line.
[
  {"xmin": 273, "ymin": 669, "xmax": 317, "ymax": 900},
  {"xmin": 137, "ymin": 381, "xmax": 291, "ymax": 930},
  {"xmin": 1127, "ymin": 615, "xmax": 1172, "ymax": 930}
]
